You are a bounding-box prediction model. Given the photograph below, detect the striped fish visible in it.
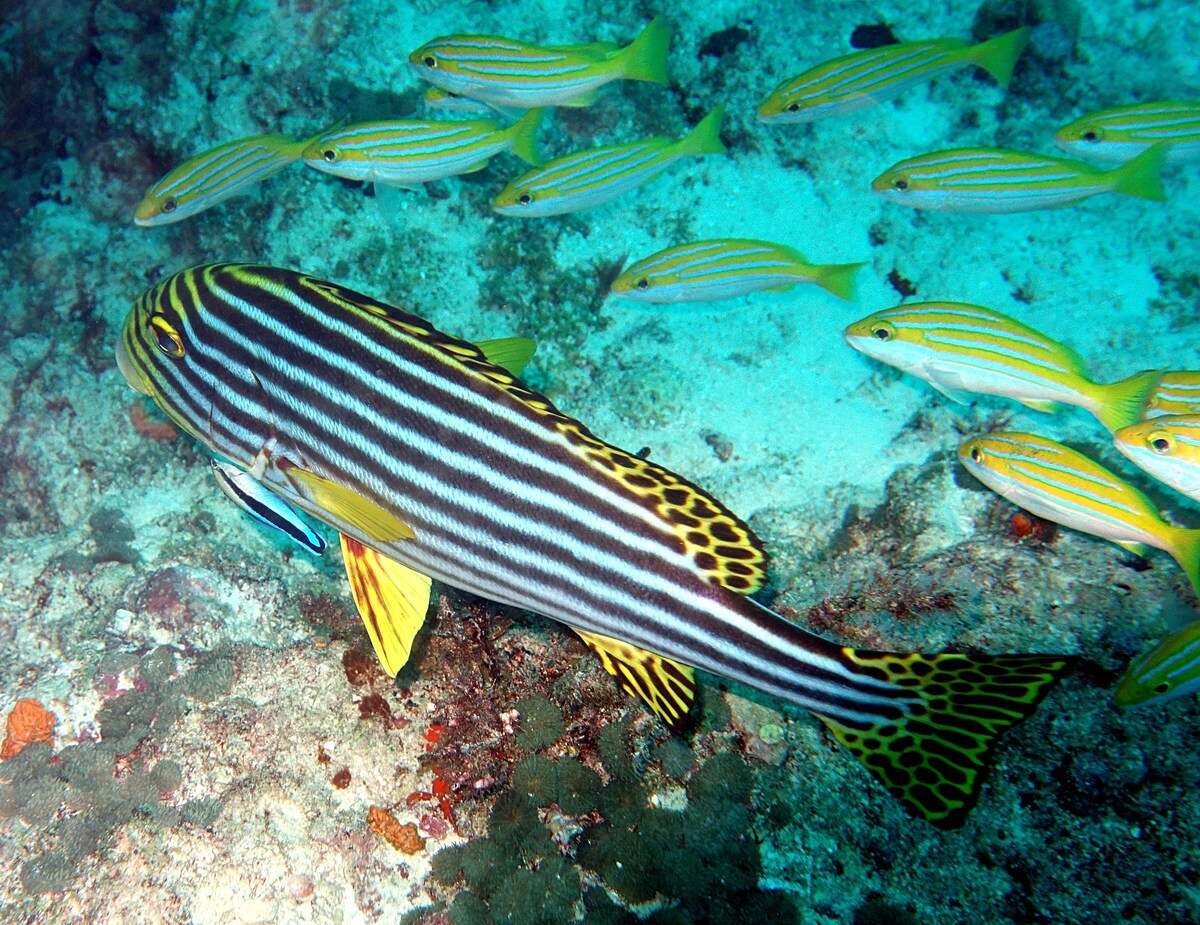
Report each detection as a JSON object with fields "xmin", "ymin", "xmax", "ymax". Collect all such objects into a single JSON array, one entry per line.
[
  {"xmin": 408, "ymin": 18, "xmax": 668, "ymax": 109},
  {"xmin": 493, "ymin": 107, "xmax": 726, "ymax": 217},
  {"xmin": 611, "ymin": 239, "xmax": 864, "ymax": 303},
  {"xmin": 211, "ymin": 458, "xmax": 326, "ymax": 555},
  {"xmin": 1116, "ymin": 621, "xmax": 1200, "ymax": 707},
  {"xmin": 845, "ymin": 302, "xmax": 1162, "ymax": 433},
  {"xmin": 115, "ymin": 263, "xmax": 1073, "ymax": 827},
  {"xmin": 1114, "ymin": 415, "xmax": 1200, "ymax": 504},
  {"xmin": 757, "ymin": 28, "xmax": 1030, "ymax": 124},
  {"xmin": 423, "ymin": 86, "xmax": 508, "ymax": 117},
  {"xmin": 135, "ymin": 133, "xmax": 311, "ymax": 226},
  {"xmin": 300, "ymin": 110, "xmax": 545, "ymax": 187},
  {"xmin": 1140, "ymin": 370, "xmax": 1200, "ymax": 419},
  {"xmin": 959, "ymin": 431, "xmax": 1200, "ymax": 596},
  {"xmin": 1056, "ymin": 100, "xmax": 1200, "ymax": 165},
  {"xmin": 872, "ymin": 144, "xmax": 1167, "ymax": 212}
]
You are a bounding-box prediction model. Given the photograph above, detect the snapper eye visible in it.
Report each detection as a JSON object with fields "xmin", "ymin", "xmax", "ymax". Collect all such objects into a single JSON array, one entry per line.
[
  {"xmin": 149, "ymin": 315, "xmax": 184, "ymax": 358},
  {"xmin": 787, "ymin": 102, "xmax": 800, "ymax": 112},
  {"xmin": 970, "ymin": 447, "xmax": 983, "ymax": 464},
  {"xmin": 871, "ymin": 325, "xmax": 891, "ymax": 340},
  {"xmin": 162, "ymin": 197, "xmax": 177, "ymax": 213},
  {"xmin": 518, "ymin": 193, "xmax": 532, "ymax": 205},
  {"xmin": 893, "ymin": 178, "xmax": 909, "ymax": 191},
  {"xmin": 636, "ymin": 278, "xmax": 648, "ymax": 290},
  {"xmin": 1154, "ymin": 681, "xmax": 1170, "ymax": 694},
  {"xmin": 1083, "ymin": 129, "xmax": 1099, "ymax": 142},
  {"xmin": 322, "ymin": 148, "xmax": 338, "ymax": 162},
  {"xmin": 1150, "ymin": 433, "xmax": 1173, "ymax": 454},
  {"xmin": 423, "ymin": 55, "xmax": 437, "ymax": 68}
]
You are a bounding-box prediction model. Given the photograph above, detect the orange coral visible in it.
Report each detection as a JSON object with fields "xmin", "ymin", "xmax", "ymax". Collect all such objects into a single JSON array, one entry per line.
[
  {"xmin": 1, "ymin": 698, "xmax": 56, "ymax": 759},
  {"xmin": 130, "ymin": 401, "xmax": 178, "ymax": 441},
  {"xmin": 367, "ymin": 806, "xmax": 425, "ymax": 854}
]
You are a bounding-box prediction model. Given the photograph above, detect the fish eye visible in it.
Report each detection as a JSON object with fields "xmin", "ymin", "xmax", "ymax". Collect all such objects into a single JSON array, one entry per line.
[
  {"xmin": 423, "ymin": 55, "xmax": 437, "ymax": 68},
  {"xmin": 1150, "ymin": 433, "xmax": 1173, "ymax": 454},
  {"xmin": 322, "ymin": 148, "xmax": 338, "ymax": 162},
  {"xmin": 636, "ymin": 278, "xmax": 648, "ymax": 290},
  {"xmin": 1154, "ymin": 681, "xmax": 1170, "ymax": 694},
  {"xmin": 871, "ymin": 324, "xmax": 891, "ymax": 341},
  {"xmin": 1083, "ymin": 130, "xmax": 1099, "ymax": 142},
  {"xmin": 149, "ymin": 315, "xmax": 184, "ymax": 358},
  {"xmin": 893, "ymin": 178, "xmax": 909, "ymax": 191},
  {"xmin": 787, "ymin": 103, "xmax": 800, "ymax": 112},
  {"xmin": 518, "ymin": 193, "xmax": 533, "ymax": 205},
  {"xmin": 970, "ymin": 447, "xmax": 983, "ymax": 463},
  {"xmin": 162, "ymin": 197, "xmax": 177, "ymax": 213}
]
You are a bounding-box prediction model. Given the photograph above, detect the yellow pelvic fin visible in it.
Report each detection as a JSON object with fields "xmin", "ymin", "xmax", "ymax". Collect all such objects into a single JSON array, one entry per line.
[
  {"xmin": 475, "ymin": 336, "xmax": 537, "ymax": 376},
  {"xmin": 1115, "ymin": 540, "xmax": 1150, "ymax": 558},
  {"xmin": 340, "ymin": 534, "xmax": 432, "ymax": 677},
  {"xmin": 574, "ymin": 629, "xmax": 697, "ymax": 733},
  {"xmin": 284, "ymin": 464, "xmax": 415, "ymax": 543},
  {"xmin": 1016, "ymin": 398, "xmax": 1060, "ymax": 413}
]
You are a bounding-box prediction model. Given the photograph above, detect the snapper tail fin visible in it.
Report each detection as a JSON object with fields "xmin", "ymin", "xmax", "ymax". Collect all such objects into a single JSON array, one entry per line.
[
  {"xmin": 1089, "ymin": 368, "xmax": 1163, "ymax": 433},
  {"xmin": 966, "ymin": 26, "xmax": 1032, "ymax": 89},
  {"xmin": 618, "ymin": 17, "xmax": 671, "ymax": 84},
  {"xmin": 674, "ymin": 105, "xmax": 727, "ymax": 157},
  {"xmin": 815, "ymin": 648, "xmax": 1074, "ymax": 827},
  {"xmin": 1109, "ymin": 143, "xmax": 1168, "ymax": 201},
  {"xmin": 1166, "ymin": 527, "xmax": 1200, "ymax": 600},
  {"xmin": 504, "ymin": 108, "xmax": 546, "ymax": 165},
  {"xmin": 814, "ymin": 261, "xmax": 867, "ymax": 301}
]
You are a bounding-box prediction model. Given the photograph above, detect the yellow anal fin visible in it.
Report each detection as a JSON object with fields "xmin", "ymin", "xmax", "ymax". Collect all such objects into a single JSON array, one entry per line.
[
  {"xmin": 340, "ymin": 534, "xmax": 432, "ymax": 677},
  {"xmin": 574, "ymin": 629, "xmax": 696, "ymax": 733},
  {"xmin": 818, "ymin": 649, "xmax": 1073, "ymax": 828},
  {"xmin": 284, "ymin": 463, "xmax": 415, "ymax": 543},
  {"xmin": 1115, "ymin": 540, "xmax": 1149, "ymax": 558},
  {"xmin": 475, "ymin": 336, "xmax": 536, "ymax": 376}
]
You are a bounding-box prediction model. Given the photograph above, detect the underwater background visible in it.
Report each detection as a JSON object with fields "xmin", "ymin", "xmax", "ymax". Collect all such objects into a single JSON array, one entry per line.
[{"xmin": 1, "ymin": 0, "xmax": 1199, "ymax": 922}]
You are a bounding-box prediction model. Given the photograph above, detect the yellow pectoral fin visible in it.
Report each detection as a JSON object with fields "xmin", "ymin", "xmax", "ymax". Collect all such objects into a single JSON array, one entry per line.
[
  {"xmin": 476, "ymin": 336, "xmax": 537, "ymax": 376},
  {"xmin": 340, "ymin": 534, "xmax": 432, "ymax": 677},
  {"xmin": 574, "ymin": 629, "xmax": 697, "ymax": 733},
  {"xmin": 285, "ymin": 465, "xmax": 415, "ymax": 543}
]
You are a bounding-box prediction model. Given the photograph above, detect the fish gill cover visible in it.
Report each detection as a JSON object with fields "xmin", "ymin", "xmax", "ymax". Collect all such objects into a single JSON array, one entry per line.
[{"xmin": 0, "ymin": 0, "xmax": 1198, "ymax": 923}]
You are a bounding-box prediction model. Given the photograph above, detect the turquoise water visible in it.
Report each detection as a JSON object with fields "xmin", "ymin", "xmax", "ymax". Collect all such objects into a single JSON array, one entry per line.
[{"xmin": 2, "ymin": 1, "xmax": 1199, "ymax": 922}]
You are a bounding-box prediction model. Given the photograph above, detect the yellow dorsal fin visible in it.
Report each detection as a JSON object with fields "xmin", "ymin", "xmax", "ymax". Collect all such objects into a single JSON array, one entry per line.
[
  {"xmin": 574, "ymin": 629, "xmax": 697, "ymax": 733},
  {"xmin": 283, "ymin": 463, "xmax": 415, "ymax": 543},
  {"xmin": 340, "ymin": 535, "xmax": 432, "ymax": 676},
  {"xmin": 475, "ymin": 337, "xmax": 536, "ymax": 376}
]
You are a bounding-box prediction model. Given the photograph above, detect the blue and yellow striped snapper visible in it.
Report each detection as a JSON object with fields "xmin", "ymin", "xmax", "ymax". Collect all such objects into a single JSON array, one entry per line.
[
  {"xmin": 408, "ymin": 18, "xmax": 668, "ymax": 109},
  {"xmin": 1140, "ymin": 371, "xmax": 1200, "ymax": 419},
  {"xmin": 116, "ymin": 263, "xmax": 1072, "ymax": 827},
  {"xmin": 872, "ymin": 144, "xmax": 1167, "ymax": 212},
  {"xmin": 1056, "ymin": 100, "xmax": 1200, "ymax": 165},
  {"xmin": 1116, "ymin": 621, "xmax": 1200, "ymax": 707},
  {"xmin": 610, "ymin": 239, "xmax": 864, "ymax": 303},
  {"xmin": 757, "ymin": 28, "xmax": 1030, "ymax": 124},
  {"xmin": 1114, "ymin": 415, "xmax": 1200, "ymax": 504},
  {"xmin": 301, "ymin": 110, "xmax": 545, "ymax": 187},
  {"xmin": 845, "ymin": 302, "xmax": 1161, "ymax": 433},
  {"xmin": 423, "ymin": 86, "xmax": 513, "ymax": 118},
  {"xmin": 135, "ymin": 133, "xmax": 312, "ymax": 226},
  {"xmin": 493, "ymin": 107, "xmax": 726, "ymax": 217},
  {"xmin": 959, "ymin": 431, "xmax": 1200, "ymax": 597}
]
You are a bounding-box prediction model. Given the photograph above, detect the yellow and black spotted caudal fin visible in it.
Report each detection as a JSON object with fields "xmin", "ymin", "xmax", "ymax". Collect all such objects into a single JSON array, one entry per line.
[
  {"xmin": 574, "ymin": 630, "xmax": 697, "ymax": 734},
  {"xmin": 340, "ymin": 535, "xmax": 432, "ymax": 677},
  {"xmin": 818, "ymin": 650, "xmax": 1074, "ymax": 828}
]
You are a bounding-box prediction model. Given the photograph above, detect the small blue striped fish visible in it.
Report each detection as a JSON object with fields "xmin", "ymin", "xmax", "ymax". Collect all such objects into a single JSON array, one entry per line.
[
  {"xmin": 845, "ymin": 302, "xmax": 1161, "ymax": 432},
  {"xmin": 872, "ymin": 144, "xmax": 1167, "ymax": 212},
  {"xmin": 1116, "ymin": 621, "xmax": 1200, "ymax": 707},
  {"xmin": 1056, "ymin": 100, "xmax": 1200, "ymax": 165},
  {"xmin": 611, "ymin": 239, "xmax": 864, "ymax": 302},
  {"xmin": 493, "ymin": 107, "xmax": 726, "ymax": 217},
  {"xmin": 1140, "ymin": 370, "xmax": 1200, "ymax": 419},
  {"xmin": 211, "ymin": 458, "xmax": 326, "ymax": 555},
  {"xmin": 301, "ymin": 110, "xmax": 544, "ymax": 187},
  {"xmin": 1114, "ymin": 415, "xmax": 1200, "ymax": 504},
  {"xmin": 116, "ymin": 263, "xmax": 1073, "ymax": 827},
  {"xmin": 409, "ymin": 18, "xmax": 668, "ymax": 109},
  {"xmin": 758, "ymin": 28, "xmax": 1029, "ymax": 124},
  {"xmin": 959, "ymin": 431, "xmax": 1200, "ymax": 596},
  {"xmin": 135, "ymin": 133, "xmax": 311, "ymax": 226}
]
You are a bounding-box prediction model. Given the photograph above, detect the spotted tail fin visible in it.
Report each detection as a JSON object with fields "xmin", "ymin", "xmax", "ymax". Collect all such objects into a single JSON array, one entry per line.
[{"xmin": 816, "ymin": 650, "xmax": 1074, "ymax": 828}]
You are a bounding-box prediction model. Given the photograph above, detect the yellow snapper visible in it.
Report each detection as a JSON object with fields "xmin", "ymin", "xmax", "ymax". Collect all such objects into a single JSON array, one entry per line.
[
  {"xmin": 1141, "ymin": 370, "xmax": 1200, "ymax": 419},
  {"xmin": 872, "ymin": 144, "xmax": 1167, "ymax": 212},
  {"xmin": 135, "ymin": 132, "xmax": 312, "ymax": 226},
  {"xmin": 1114, "ymin": 415, "xmax": 1200, "ymax": 504},
  {"xmin": 959, "ymin": 431, "xmax": 1200, "ymax": 597},
  {"xmin": 408, "ymin": 19, "xmax": 668, "ymax": 109},
  {"xmin": 1056, "ymin": 100, "xmax": 1200, "ymax": 165},
  {"xmin": 611, "ymin": 239, "xmax": 865, "ymax": 303},
  {"xmin": 758, "ymin": 28, "xmax": 1030, "ymax": 124},
  {"xmin": 493, "ymin": 107, "xmax": 725, "ymax": 217},
  {"xmin": 1116, "ymin": 621, "xmax": 1200, "ymax": 707},
  {"xmin": 845, "ymin": 302, "xmax": 1161, "ymax": 433},
  {"xmin": 301, "ymin": 110, "xmax": 544, "ymax": 187}
]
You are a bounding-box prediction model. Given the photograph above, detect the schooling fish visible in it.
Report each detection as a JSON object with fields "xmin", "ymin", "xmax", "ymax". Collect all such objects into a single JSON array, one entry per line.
[
  {"xmin": 301, "ymin": 110, "xmax": 545, "ymax": 187},
  {"xmin": 423, "ymin": 86, "xmax": 514, "ymax": 118},
  {"xmin": 872, "ymin": 144, "xmax": 1167, "ymax": 212},
  {"xmin": 135, "ymin": 133, "xmax": 312, "ymax": 226},
  {"xmin": 1114, "ymin": 415, "xmax": 1200, "ymax": 504},
  {"xmin": 757, "ymin": 28, "xmax": 1030, "ymax": 124},
  {"xmin": 1140, "ymin": 371, "xmax": 1200, "ymax": 419},
  {"xmin": 959, "ymin": 431, "xmax": 1200, "ymax": 596},
  {"xmin": 493, "ymin": 107, "xmax": 725, "ymax": 217},
  {"xmin": 610, "ymin": 239, "xmax": 864, "ymax": 303},
  {"xmin": 408, "ymin": 18, "xmax": 668, "ymax": 109},
  {"xmin": 844, "ymin": 302, "xmax": 1161, "ymax": 433},
  {"xmin": 1056, "ymin": 100, "xmax": 1200, "ymax": 165},
  {"xmin": 116, "ymin": 263, "xmax": 1072, "ymax": 827},
  {"xmin": 1115, "ymin": 621, "xmax": 1200, "ymax": 707},
  {"xmin": 210, "ymin": 457, "xmax": 326, "ymax": 555}
]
